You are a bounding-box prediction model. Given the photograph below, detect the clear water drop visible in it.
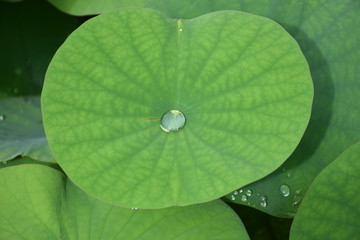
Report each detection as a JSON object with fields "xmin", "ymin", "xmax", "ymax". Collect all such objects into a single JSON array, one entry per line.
[
  {"xmin": 0, "ymin": 115, "xmax": 4, "ymax": 121},
  {"xmin": 231, "ymin": 195, "xmax": 236, "ymax": 201},
  {"xmin": 292, "ymin": 196, "xmax": 302, "ymax": 206},
  {"xmin": 260, "ymin": 201, "xmax": 267, "ymax": 208},
  {"xmin": 245, "ymin": 189, "xmax": 252, "ymax": 197},
  {"xmin": 131, "ymin": 207, "xmax": 138, "ymax": 210},
  {"xmin": 233, "ymin": 190, "xmax": 239, "ymax": 195},
  {"xmin": 239, "ymin": 189, "xmax": 243, "ymax": 193},
  {"xmin": 160, "ymin": 110, "xmax": 186, "ymax": 132},
  {"xmin": 260, "ymin": 196, "xmax": 267, "ymax": 201},
  {"xmin": 287, "ymin": 172, "xmax": 291, "ymax": 178},
  {"xmin": 179, "ymin": 28, "xmax": 183, "ymax": 32},
  {"xmin": 280, "ymin": 184, "xmax": 291, "ymax": 197},
  {"xmin": 241, "ymin": 195, "xmax": 247, "ymax": 202}
]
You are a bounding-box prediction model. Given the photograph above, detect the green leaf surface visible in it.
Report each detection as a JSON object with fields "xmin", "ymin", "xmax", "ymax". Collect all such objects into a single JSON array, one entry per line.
[
  {"xmin": 42, "ymin": 8, "xmax": 313, "ymax": 208},
  {"xmin": 0, "ymin": 97, "xmax": 55, "ymax": 163},
  {"xmin": 0, "ymin": 164, "xmax": 249, "ymax": 240},
  {"xmin": 0, "ymin": 0, "xmax": 80, "ymax": 98},
  {"xmin": 48, "ymin": 0, "xmax": 146, "ymax": 15},
  {"xmin": 43, "ymin": 0, "xmax": 360, "ymax": 217},
  {"xmin": 290, "ymin": 142, "xmax": 360, "ymax": 239},
  {"xmin": 129, "ymin": 0, "xmax": 360, "ymax": 218},
  {"xmin": 166, "ymin": 0, "xmax": 360, "ymax": 217}
]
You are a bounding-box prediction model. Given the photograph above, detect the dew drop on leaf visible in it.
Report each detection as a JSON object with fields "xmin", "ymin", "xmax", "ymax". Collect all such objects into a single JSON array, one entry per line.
[
  {"xmin": 231, "ymin": 195, "xmax": 236, "ymax": 201},
  {"xmin": 280, "ymin": 184, "xmax": 291, "ymax": 197},
  {"xmin": 160, "ymin": 110, "xmax": 186, "ymax": 132},
  {"xmin": 292, "ymin": 196, "xmax": 302, "ymax": 206},
  {"xmin": 241, "ymin": 195, "xmax": 248, "ymax": 202},
  {"xmin": 0, "ymin": 115, "xmax": 4, "ymax": 121},
  {"xmin": 245, "ymin": 189, "xmax": 252, "ymax": 197}
]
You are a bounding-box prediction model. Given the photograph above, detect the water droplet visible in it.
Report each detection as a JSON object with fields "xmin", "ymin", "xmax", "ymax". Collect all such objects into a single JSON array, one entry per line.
[
  {"xmin": 296, "ymin": 189, "xmax": 302, "ymax": 194},
  {"xmin": 241, "ymin": 195, "xmax": 247, "ymax": 202},
  {"xmin": 131, "ymin": 207, "xmax": 138, "ymax": 210},
  {"xmin": 245, "ymin": 189, "xmax": 252, "ymax": 197},
  {"xmin": 287, "ymin": 172, "xmax": 291, "ymax": 178},
  {"xmin": 233, "ymin": 190, "xmax": 238, "ymax": 195},
  {"xmin": 280, "ymin": 184, "xmax": 290, "ymax": 197},
  {"xmin": 160, "ymin": 110, "xmax": 186, "ymax": 132},
  {"xmin": 179, "ymin": 28, "xmax": 183, "ymax": 32},
  {"xmin": 0, "ymin": 115, "xmax": 5, "ymax": 121},
  {"xmin": 231, "ymin": 195, "xmax": 236, "ymax": 201},
  {"xmin": 286, "ymin": 212, "xmax": 296, "ymax": 217},
  {"xmin": 292, "ymin": 196, "xmax": 302, "ymax": 206},
  {"xmin": 239, "ymin": 189, "xmax": 243, "ymax": 193},
  {"xmin": 260, "ymin": 201, "xmax": 267, "ymax": 208},
  {"xmin": 260, "ymin": 196, "xmax": 267, "ymax": 201}
]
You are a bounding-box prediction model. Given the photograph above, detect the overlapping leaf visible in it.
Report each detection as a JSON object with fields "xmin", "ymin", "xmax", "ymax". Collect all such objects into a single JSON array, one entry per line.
[
  {"xmin": 0, "ymin": 164, "xmax": 249, "ymax": 240},
  {"xmin": 0, "ymin": 97, "xmax": 54, "ymax": 163},
  {"xmin": 290, "ymin": 142, "xmax": 360, "ymax": 239}
]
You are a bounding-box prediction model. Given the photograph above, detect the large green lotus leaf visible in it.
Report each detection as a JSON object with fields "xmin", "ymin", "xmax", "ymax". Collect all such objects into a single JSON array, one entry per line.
[
  {"xmin": 0, "ymin": 164, "xmax": 249, "ymax": 240},
  {"xmin": 44, "ymin": 0, "xmax": 360, "ymax": 216},
  {"xmin": 290, "ymin": 142, "xmax": 360, "ymax": 239},
  {"xmin": 0, "ymin": 0, "xmax": 80, "ymax": 98},
  {"xmin": 42, "ymin": 8, "xmax": 313, "ymax": 208},
  {"xmin": 0, "ymin": 97, "xmax": 55, "ymax": 163}
]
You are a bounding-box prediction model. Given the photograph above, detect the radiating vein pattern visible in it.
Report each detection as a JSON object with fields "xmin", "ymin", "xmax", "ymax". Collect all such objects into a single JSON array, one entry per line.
[{"xmin": 42, "ymin": 9, "xmax": 313, "ymax": 208}]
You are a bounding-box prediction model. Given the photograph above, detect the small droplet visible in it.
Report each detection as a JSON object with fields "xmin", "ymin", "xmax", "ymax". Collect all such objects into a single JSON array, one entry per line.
[
  {"xmin": 239, "ymin": 189, "xmax": 243, "ymax": 193},
  {"xmin": 241, "ymin": 195, "xmax": 247, "ymax": 202},
  {"xmin": 245, "ymin": 189, "xmax": 252, "ymax": 197},
  {"xmin": 260, "ymin": 196, "xmax": 267, "ymax": 201},
  {"xmin": 179, "ymin": 28, "xmax": 183, "ymax": 32},
  {"xmin": 131, "ymin": 207, "xmax": 138, "ymax": 210},
  {"xmin": 287, "ymin": 172, "xmax": 291, "ymax": 178},
  {"xmin": 233, "ymin": 190, "xmax": 238, "ymax": 195},
  {"xmin": 260, "ymin": 201, "xmax": 267, "ymax": 208},
  {"xmin": 286, "ymin": 212, "xmax": 296, "ymax": 217},
  {"xmin": 280, "ymin": 184, "xmax": 291, "ymax": 197},
  {"xmin": 160, "ymin": 110, "xmax": 186, "ymax": 132},
  {"xmin": 231, "ymin": 195, "xmax": 236, "ymax": 201},
  {"xmin": 292, "ymin": 196, "xmax": 302, "ymax": 206},
  {"xmin": 296, "ymin": 189, "xmax": 302, "ymax": 194},
  {"xmin": 0, "ymin": 115, "xmax": 5, "ymax": 121}
]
